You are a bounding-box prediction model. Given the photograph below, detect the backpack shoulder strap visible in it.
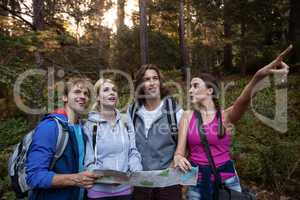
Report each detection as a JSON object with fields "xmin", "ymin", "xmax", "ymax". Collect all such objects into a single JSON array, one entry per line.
[
  {"xmin": 129, "ymin": 102, "xmax": 138, "ymax": 125},
  {"xmin": 166, "ymin": 97, "xmax": 178, "ymax": 134},
  {"xmin": 49, "ymin": 118, "xmax": 69, "ymax": 170},
  {"xmin": 165, "ymin": 97, "xmax": 178, "ymax": 143},
  {"xmin": 91, "ymin": 122, "xmax": 98, "ymax": 164}
]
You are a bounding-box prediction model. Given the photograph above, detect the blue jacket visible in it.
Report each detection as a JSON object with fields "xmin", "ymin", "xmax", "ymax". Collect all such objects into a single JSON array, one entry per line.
[{"xmin": 26, "ymin": 112, "xmax": 85, "ymax": 200}]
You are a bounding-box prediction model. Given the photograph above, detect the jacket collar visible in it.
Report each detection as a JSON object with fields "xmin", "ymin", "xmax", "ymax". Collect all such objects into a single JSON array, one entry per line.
[
  {"xmin": 52, "ymin": 108, "xmax": 68, "ymax": 116},
  {"xmin": 136, "ymin": 96, "xmax": 177, "ymax": 115},
  {"xmin": 87, "ymin": 109, "xmax": 121, "ymax": 123}
]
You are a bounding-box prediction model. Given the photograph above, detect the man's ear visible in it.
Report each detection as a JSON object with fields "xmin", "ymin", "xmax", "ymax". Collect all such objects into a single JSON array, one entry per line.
[
  {"xmin": 62, "ymin": 95, "xmax": 68, "ymax": 103},
  {"xmin": 207, "ymin": 88, "xmax": 214, "ymax": 95},
  {"xmin": 96, "ymin": 95, "xmax": 101, "ymax": 102}
]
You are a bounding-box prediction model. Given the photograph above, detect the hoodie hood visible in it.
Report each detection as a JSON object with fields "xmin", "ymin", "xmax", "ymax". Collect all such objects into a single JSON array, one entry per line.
[
  {"xmin": 41, "ymin": 108, "xmax": 69, "ymax": 125},
  {"xmin": 87, "ymin": 110, "xmax": 121, "ymax": 123}
]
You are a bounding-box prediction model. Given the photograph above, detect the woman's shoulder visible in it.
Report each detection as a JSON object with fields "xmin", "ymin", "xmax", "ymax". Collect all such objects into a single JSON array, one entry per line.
[{"xmin": 182, "ymin": 110, "xmax": 194, "ymax": 122}]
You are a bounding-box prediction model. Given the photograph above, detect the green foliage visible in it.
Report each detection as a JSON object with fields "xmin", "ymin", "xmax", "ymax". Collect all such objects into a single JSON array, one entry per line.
[
  {"xmin": 148, "ymin": 30, "xmax": 180, "ymax": 68},
  {"xmin": 224, "ymin": 75, "xmax": 300, "ymax": 196},
  {"xmin": 0, "ymin": 150, "xmax": 17, "ymax": 200},
  {"xmin": 0, "ymin": 117, "xmax": 30, "ymax": 152},
  {"xmin": 111, "ymin": 27, "xmax": 180, "ymax": 74},
  {"xmin": 0, "ymin": 117, "xmax": 30, "ymax": 200}
]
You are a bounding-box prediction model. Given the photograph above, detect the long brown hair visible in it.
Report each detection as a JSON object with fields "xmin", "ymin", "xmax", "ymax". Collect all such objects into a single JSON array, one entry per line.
[
  {"xmin": 134, "ymin": 64, "xmax": 169, "ymax": 105},
  {"xmin": 193, "ymin": 73, "xmax": 225, "ymax": 137}
]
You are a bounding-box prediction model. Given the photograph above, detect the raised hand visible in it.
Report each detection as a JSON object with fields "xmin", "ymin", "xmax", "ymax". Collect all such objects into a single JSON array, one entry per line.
[{"xmin": 256, "ymin": 45, "xmax": 292, "ymax": 79}]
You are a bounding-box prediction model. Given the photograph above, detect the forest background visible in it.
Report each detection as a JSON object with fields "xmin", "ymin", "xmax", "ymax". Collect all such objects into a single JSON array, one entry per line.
[{"xmin": 0, "ymin": 0, "xmax": 299, "ymax": 199}]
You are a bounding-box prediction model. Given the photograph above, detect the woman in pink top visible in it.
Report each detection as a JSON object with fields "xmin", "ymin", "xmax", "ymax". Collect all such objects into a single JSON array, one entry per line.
[{"xmin": 173, "ymin": 45, "xmax": 292, "ymax": 200}]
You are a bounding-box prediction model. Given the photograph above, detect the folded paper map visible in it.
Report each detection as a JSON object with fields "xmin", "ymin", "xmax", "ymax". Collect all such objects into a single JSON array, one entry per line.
[{"xmin": 93, "ymin": 167, "xmax": 198, "ymax": 187}]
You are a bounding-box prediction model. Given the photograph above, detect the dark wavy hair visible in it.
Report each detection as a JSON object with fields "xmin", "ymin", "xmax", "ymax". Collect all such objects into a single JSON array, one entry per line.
[
  {"xmin": 134, "ymin": 64, "xmax": 170, "ymax": 105},
  {"xmin": 192, "ymin": 73, "xmax": 225, "ymax": 137}
]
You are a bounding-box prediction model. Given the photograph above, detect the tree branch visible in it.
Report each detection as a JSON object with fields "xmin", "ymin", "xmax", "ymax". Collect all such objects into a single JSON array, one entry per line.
[{"xmin": 0, "ymin": 4, "xmax": 35, "ymax": 30}]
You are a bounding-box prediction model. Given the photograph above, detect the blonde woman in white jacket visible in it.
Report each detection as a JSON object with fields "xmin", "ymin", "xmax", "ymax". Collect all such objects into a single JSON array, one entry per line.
[{"xmin": 84, "ymin": 79, "xmax": 142, "ymax": 200}]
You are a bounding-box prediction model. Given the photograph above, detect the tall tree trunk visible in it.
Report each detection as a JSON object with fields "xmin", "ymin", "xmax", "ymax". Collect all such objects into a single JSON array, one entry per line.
[
  {"xmin": 240, "ymin": 3, "xmax": 247, "ymax": 75},
  {"xmin": 97, "ymin": 1, "xmax": 112, "ymax": 69},
  {"xmin": 9, "ymin": 0, "xmax": 21, "ymax": 14},
  {"xmin": 33, "ymin": 0, "xmax": 45, "ymax": 31},
  {"xmin": 179, "ymin": 0, "xmax": 188, "ymax": 80},
  {"xmin": 186, "ymin": 0, "xmax": 192, "ymax": 67},
  {"xmin": 240, "ymin": 20, "xmax": 246, "ymax": 75},
  {"xmin": 75, "ymin": 21, "xmax": 81, "ymax": 44},
  {"xmin": 33, "ymin": 0, "xmax": 45, "ymax": 69},
  {"xmin": 33, "ymin": 0, "xmax": 45, "ymax": 68},
  {"xmin": 31, "ymin": 0, "xmax": 46, "ymax": 125},
  {"xmin": 117, "ymin": 0, "xmax": 126, "ymax": 34},
  {"xmin": 139, "ymin": 0, "xmax": 149, "ymax": 65},
  {"xmin": 0, "ymin": 0, "xmax": 9, "ymax": 16},
  {"xmin": 289, "ymin": 0, "xmax": 300, "ymax": 65},
  {"xmin": 223, "ymin": 0, "xmax": 233, "ymax": 72}
]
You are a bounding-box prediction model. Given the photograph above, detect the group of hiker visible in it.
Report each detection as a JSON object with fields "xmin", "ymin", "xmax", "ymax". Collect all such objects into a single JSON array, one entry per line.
[{"xmin": 12, "ymin": 46, "xmax": 291, "ymax": 200}]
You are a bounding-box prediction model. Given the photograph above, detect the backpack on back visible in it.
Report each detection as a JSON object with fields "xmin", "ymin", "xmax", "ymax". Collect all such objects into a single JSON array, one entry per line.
[{"xmin": 8, "ymin": 116, "xmax": 69, "ymax": 198}]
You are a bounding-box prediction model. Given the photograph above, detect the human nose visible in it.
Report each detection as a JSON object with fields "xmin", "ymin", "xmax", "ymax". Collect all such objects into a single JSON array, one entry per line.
[
  {"xmin": 79, "ymin": 92, "xmax": 88, "ymax": 100},
  {"xmin": 149, "ymin": 78, "xmax": 156, "ymax": 85},
  {"xmin": 108, "ymin": 90, "xmax": 117, "ymax": 97}
]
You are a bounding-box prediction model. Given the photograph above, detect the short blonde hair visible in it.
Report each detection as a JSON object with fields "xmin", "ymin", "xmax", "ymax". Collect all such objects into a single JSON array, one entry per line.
[
  {"xmin": 92, "ymin": 78, "xmax": 116, "ymax": 111},
  {"xmin": 63, "ymin": 77, "xmax": 91, "ymax": 97}
]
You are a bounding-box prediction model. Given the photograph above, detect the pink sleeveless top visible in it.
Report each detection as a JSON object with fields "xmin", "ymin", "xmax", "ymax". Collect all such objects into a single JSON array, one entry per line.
[{"xmin": 187, "ymin": 111, "xmax": 234, "ymax": 180}]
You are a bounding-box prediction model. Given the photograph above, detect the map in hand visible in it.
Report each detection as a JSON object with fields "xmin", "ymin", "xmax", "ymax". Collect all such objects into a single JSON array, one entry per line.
[{"xmin": 93, "ymin": 167, "xmax": 198, "ymax": 187}]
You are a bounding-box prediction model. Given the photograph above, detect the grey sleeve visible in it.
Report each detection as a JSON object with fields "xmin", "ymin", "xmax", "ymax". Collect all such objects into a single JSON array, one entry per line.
[
  {"xmin": 176, "ymin": 108, "xmax": 184, "ymax": 127},
  {"xmin": 126, "ymin": 111, "xmax": 143, "ymax": 172},
  {"xmin": 83, "ymin": 121, "xmax": 96, "ymax": 171}
]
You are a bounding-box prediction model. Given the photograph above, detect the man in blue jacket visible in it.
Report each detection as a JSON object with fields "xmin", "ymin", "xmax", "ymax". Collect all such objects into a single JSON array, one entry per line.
[{"xmin": 26, "ymin": 78, "xmax": 99, "ymax": 200}]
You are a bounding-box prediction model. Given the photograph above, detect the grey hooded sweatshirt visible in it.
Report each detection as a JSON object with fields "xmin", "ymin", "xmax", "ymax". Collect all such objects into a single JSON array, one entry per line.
[{"xmin": 84, "ymin": 110, "xmax": 142, "ymax": 194}]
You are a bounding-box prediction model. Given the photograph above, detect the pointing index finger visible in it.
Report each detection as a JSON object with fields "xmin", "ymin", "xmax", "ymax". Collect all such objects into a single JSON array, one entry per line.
[{"xmin": 277, "ymin": 44, "xmax": 293, "ymax": 61}]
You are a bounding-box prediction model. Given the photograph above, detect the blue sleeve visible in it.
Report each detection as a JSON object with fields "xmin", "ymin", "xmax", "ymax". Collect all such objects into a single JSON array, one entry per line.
[{"xmin": 26, "ymin": 119, "xmax": 58, "ymax": 189}]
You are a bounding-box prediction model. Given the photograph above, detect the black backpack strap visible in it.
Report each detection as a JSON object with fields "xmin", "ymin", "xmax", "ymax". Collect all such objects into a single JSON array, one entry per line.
[
  {"xmin": 166, "ymin": 97, "xmax": 178, "ymax": 142},
  {"xmin": 129, "ymin": 102, "xmax": 138, "ymax": 126},
  {"xmin": 194, "ymin": 110, "xmax": 223, "ymax": 200},
  {"xmin": 49, "ymin": 118, "xmax": 69, "ymax": 170},
  {"xmin": 92, "ymin": 124, "xmax": 98, "ymax": 163},
  {"xmin": 217, "ymin": 110, "xmax": 225, "ymax": 138}
]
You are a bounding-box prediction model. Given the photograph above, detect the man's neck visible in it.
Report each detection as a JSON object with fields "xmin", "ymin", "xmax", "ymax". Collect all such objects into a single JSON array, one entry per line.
[
  {"xmin": 65, "ymin": 106, "xmax": 79, "ymax": 124},
  {"xmin": 144, "ymin": 96, "xmax": 161, "ymax": 111}
]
